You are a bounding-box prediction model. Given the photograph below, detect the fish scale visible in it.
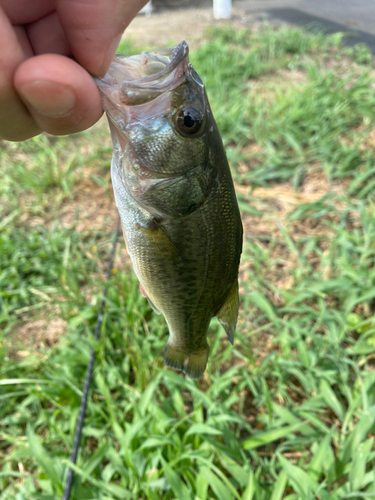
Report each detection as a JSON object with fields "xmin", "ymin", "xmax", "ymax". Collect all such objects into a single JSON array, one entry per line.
[{"xmin": 95, "ymin": 41, "xmax": 242, "ymax": 378}]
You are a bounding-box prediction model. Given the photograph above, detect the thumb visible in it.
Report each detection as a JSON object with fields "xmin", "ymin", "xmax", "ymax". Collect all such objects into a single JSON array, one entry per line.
[{"xmin": 57, "ymin": 0, "xmax": 148, "ymax": 77}]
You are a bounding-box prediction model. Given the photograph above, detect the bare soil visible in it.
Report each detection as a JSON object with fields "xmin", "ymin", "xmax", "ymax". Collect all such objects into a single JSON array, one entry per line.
[
  {"xmin": 125, "ymin": 8, "xmax": 213, "ymax": 49},
  {"xmin": 124, "ymin": 5, "xmax": 261, "ymax": 50}
]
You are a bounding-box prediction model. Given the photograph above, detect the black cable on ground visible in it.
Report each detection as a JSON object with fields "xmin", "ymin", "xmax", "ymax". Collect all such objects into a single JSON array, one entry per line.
[{"xmin": 62, "ymin": 217, "xmax": 121, "ymax": 500}]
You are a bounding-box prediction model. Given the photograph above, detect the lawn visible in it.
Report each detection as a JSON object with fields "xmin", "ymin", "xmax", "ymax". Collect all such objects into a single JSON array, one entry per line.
[{"xmin": 1, "ymin": 21, "xmax": 375, "ymax": 500}]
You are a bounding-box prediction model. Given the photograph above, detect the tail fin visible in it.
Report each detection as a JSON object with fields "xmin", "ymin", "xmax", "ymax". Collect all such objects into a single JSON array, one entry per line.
[{"xmin": 163, "ymin": 342, "xmax": 209, "ymax": 379}]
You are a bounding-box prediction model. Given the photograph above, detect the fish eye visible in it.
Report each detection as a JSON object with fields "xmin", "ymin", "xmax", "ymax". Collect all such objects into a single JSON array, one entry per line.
[{"xmin": 174, "ymin": 107, "xmax": 203, "ymax": 136}]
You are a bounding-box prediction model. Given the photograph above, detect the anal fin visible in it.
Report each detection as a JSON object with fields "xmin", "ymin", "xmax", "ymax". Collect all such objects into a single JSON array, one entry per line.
[{"xmin": 216, "ymin": 280, "xmax": 239, "ymax": 345}]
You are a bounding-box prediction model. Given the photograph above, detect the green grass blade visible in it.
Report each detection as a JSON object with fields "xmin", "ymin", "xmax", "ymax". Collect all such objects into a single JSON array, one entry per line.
[{"xmin": 242, "ymin": 422, "xmax": 305, "ymax": 450}]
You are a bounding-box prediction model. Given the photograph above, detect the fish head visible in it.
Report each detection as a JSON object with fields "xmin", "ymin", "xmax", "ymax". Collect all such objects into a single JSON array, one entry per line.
[{"xmin": 95, "ymin": 42, "xmax": 217, "ymax": 212}]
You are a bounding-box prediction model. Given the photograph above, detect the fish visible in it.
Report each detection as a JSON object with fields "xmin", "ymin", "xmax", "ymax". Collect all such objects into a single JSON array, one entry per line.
[{"xmin": 95, "ymin": 41, "xmax": 243, "ymax": 379}]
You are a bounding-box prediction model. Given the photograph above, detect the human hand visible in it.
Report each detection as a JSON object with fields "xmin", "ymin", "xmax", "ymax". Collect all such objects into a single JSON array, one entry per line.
[{"xmin": 0, "ymin": 0, "xmax": 148, "ymax": 141}]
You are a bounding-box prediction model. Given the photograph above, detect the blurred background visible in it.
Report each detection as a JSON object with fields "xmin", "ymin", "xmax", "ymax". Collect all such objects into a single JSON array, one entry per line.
[{"xmin": 2, "ymin": 1, "xmax": 375, "ymax": 499}]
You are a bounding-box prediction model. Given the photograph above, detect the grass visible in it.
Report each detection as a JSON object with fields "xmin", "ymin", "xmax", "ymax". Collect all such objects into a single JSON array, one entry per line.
[{"xmin": 1, "ymin": 22, "xmax": 375, "ymax": 499}]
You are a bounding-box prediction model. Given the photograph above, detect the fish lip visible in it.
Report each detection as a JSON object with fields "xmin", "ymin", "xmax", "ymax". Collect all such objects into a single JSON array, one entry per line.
[
  {"xmin": 94, "ymin": 41, "xmax": 189, "ymax": 104},
  {"xmin": 120, "ymin": 41, "xmax": 189, "ymax": 89}
]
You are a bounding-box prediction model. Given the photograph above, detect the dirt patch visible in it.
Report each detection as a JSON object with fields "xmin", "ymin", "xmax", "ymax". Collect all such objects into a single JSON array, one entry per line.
[
  {"xmin": 125, "ymin": 8, "xmax": 214, "ymax": 49},
  {"xmin": 238, "ymin": 168, "xmax": 348, "ymax": 302},
  {"xmin": 236, "ymin": 166, "xmax": 346, "ymax": 228},
  {"xmin": 124, "ymin": 6, "xmax": 258, "ymax": 50},
  {"xmin": 10, "ymin": 317, "xmax": 67, "ymax": 359},
  {"xmin": 59, "ymin": 180, "xmax": 116, "ymax": 233}
]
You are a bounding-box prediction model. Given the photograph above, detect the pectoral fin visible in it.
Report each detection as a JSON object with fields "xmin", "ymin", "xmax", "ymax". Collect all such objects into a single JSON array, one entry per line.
[
  {"xmin": 216, "ymin": 280, "xmax": 239, "ymax": 345},
  {"xmin": 147, "ymin": 296, "xmax": 161, "ymax": 315},
  {"xmin": 139, "ymin": 283, "xmax": 161, "ymax": 314},
  {"xmin": 137, "ymin": 220, "xmax": 180, "ymax": 263}
]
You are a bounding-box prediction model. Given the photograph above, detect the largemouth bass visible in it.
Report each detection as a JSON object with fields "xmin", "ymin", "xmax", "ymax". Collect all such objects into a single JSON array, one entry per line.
[{"xmin": 95, "ymin": 42, "xmax": 242, "ymax": 379}]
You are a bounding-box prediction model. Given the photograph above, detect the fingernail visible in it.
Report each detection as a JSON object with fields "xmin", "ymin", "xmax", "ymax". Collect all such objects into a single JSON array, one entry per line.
[
  {"xmin": 19, "ymin": 81, "xmax": 76, "ymax": 118},
  {"xmin": 100, "ymin": 34, "xmax": 123, "ymax": 77}
]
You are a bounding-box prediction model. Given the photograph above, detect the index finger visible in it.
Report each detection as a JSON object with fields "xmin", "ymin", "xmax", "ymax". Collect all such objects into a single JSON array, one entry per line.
[{"xmin": 56, "ymin": 0, "xmax": 149, "ymax": 77}]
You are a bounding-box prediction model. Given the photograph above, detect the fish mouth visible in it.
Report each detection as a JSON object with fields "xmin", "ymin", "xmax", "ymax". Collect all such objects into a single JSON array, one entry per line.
[{"xmin": 95, "ymin": 41, "xmax": 190, "ymax": 107}]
